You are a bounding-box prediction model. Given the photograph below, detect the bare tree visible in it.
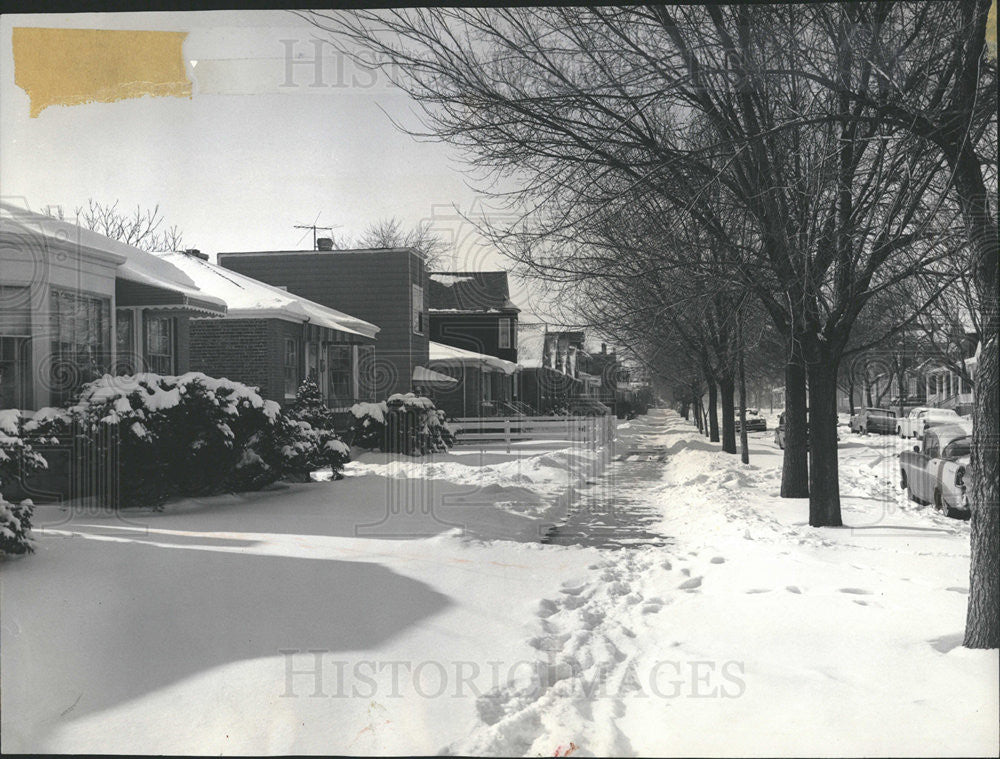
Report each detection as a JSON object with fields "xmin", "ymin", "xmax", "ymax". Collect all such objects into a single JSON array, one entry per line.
[
  {"xmin": 75, "ymin": 199, "xmax": 186, "ymax": 253},
  {"xmin": 305, "ymin": 3, "xmax": 996, "ymax": 645},
  {"xmin": 353, "ymin": 216, "xmax": 450, "ymax": 270}
]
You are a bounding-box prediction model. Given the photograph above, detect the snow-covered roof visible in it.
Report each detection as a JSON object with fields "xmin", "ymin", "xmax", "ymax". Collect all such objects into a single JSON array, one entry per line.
[
  {"xmin": 413, "ymin": 366, "xmax": 459, "ymax": 385},
  {"xmin": 428, "ymin": 271, "xmax": 519, "ymax": 313},
  {"xmin": 158, "ymin": 252, "xmax": 379, "ymax": 340},
  {"xmin": 428, "ymin": 341, "xmax": 519, "ymax": 375},
  {"xmin": 1, "ymin": 203, "xmax": 227, "ymax": 314}
]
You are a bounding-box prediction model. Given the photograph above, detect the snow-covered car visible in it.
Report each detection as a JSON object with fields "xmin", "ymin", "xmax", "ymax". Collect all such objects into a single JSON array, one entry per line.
[
  {"xmin": 735, "ymin": 408, "xmax": 767, "ymax": 432},
  {"xmin": 853, "ymin": 407, "xmax": 897, "ymax": 435},
  {"xmin": 897, "ymin": 407, "xmax": 961, "ymax": 438},
  {"xmin": 898, "ymin": 422, "xmax": 973, "ymax": 517}
]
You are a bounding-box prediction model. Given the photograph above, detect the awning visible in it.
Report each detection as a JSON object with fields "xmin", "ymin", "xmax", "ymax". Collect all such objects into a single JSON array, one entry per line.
[
  {"xmin": 428, "ymin": 341, "xmax": 520, "ymax": 375},
  {"xmin": 413, "ymin": 365, "xmax": 460, "ymax": 386},
  {"xmin": 115, "ymin": 279, "xmax": 227, "ymax": 316}
]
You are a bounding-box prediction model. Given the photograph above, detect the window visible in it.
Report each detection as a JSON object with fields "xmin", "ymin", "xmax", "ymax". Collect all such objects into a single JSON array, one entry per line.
[
  {"xmin": 0, "ymin": 337, "xmax": 30, "ymax": 409},
  {"xmin": 942, "ymin": 437, "xmax": 971, "ymax": 459},
  {"xmin": 115, "ymin": 309, "xmax": 137, "ymax": 374},
  {"xmin": 412, "ymin": 284, "xmax": 424, "ymax": 334},
  {"xmin": 144, "ymin": 314, "xmax": 175, "ymax": 375},
  {"xmin": 284, "ymin": 338, "xmax": 299, "ymax": 398},
  {"xmin": 328, "ymin": 345, "xmax": 353, "ymax": 406},
  {"xmin": 923, "ymin": 432, "xmax": 939, "ymax": 458},
  {"xmin": 499, "ymin": 317, "xmax": 511, "ymax": 349},
  {"xmin": 50, "ymin": 288, "xmax": 111, "ymax": 403},
  {"xmin": 0, "ymin": 285, "xmax": 31, "ymax": 408}
]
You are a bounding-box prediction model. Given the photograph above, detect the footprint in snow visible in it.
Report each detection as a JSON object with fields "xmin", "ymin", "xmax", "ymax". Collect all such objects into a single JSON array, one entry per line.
[
  {"xmin": 681, "ymin": 567, "xmax": 691, "ymax": 577},
  {"xmin": 536, "ymin": 599, "xmax": 559, "ymax": 618},
  {"xmin": 839, "ymin": 588, "xmax": 873, "ymax": 595},
  {"xmin": 710, "ymin": 556, "xmax": 726, "ymax": 564},
  {"xmin": 946, "ymin": 586, "xmax": 969, "ymax": 594},
  {"xmin": 786, "ymin": 586, "xmax": 802, "ymax": 594},
  {"xmin": 746, "ymin": 588, "xmax": 771, "ymax": 594},
  {"xmin": 678, "ymin": 576, "xmax": 703, "ymax": 590},
  {"xmin": 661, "ymin": 560, "xmax": 673, "ymax": 571},
  {"xmin": 559, "ymin": 582, "xmax": 588, "ymax": 596}
]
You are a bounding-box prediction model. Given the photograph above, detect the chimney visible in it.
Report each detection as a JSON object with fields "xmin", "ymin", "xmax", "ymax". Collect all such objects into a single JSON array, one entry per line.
[
  {"xmin": 183, "ymin": 248, "xmax": 208, "ymax": 260},
  {"xmin": 316, "ymin": 237, "xmax": 334, "ymax": 251}
]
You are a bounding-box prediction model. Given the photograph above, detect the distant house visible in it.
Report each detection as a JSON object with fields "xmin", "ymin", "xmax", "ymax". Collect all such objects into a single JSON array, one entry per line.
[
  {"xmin": 1, "ymin": 204, "xmax": 226, "ymax": 410},
  {"xmin": 217, "ymin": 244, "xmax": 428, "ymax": 400},
  {"xmin": 426, "ymin": 271, "xmax": 521, "ymax": 415},
  {"xmin": 158, "ymin": 251, "xmax": 379, "ymax": 408},
  {"xmin": 517, "ymin": 324, "xmax": 585, "ymax": 413}
]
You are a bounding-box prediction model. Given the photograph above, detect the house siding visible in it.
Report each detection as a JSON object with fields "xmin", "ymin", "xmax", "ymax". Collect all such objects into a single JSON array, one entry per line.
[
  {"xmin": 218, "ymin": 249, "xmax": 427, "ymax": 399},
  {"xmin": 429, "ymin": 312, "xmax": 519, "ymax": 364}
]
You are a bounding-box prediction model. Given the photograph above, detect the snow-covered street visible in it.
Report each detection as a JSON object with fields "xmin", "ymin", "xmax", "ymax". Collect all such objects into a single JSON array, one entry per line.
[{"xmin": 2, "ymin": 410, "xmax": 997, "ymax": 756}]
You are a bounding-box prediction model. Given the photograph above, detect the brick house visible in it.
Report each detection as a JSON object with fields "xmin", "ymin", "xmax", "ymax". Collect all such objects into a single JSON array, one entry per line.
[
  {"xmin": 158, "ymin": 251, "xmax": 379, "ymax": 408},
  {"xmin": 425, "ymin": 271, "xmax": 521, "ymax": 416},
  {"xmin": 1, "ymin": 204, "xmax": 226, "ymax": 411},
  {"xmin": 217, "ymin": 244, "xmax": 428, "ymax": 401}
]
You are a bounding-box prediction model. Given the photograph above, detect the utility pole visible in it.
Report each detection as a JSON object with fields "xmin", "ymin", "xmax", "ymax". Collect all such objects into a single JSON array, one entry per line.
[{"xmin": 293, "ymin": 222, "xmax": 340, "ymax": 250}]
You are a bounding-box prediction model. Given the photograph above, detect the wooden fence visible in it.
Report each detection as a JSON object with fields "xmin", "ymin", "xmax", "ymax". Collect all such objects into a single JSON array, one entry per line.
[{"xmin": 450, "ymin": 414, "xmax": 616, "ymax": 452}]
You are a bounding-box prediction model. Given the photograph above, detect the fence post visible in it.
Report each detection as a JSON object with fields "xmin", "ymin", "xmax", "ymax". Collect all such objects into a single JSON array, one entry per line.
[{"xmin": 504, "ymin": 417, "xmax": 511, "ymax": 453}]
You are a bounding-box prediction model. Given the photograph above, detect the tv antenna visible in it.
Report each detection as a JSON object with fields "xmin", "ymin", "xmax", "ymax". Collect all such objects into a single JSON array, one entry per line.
[{"xmin": 293, "ymin": 215, "xmax": 341, "ymax": 250}]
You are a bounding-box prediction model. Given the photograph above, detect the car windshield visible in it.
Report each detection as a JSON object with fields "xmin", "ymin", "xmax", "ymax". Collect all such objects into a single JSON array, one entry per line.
[
  {"xmin": 926, "ymin": 410, "xmax": 958, "ymax": 418},
  {"xmin": 870, "ymin": 409, "xmax": 894, "ymax": 417},
  {"xmin": 943, "ymin": 437, "xmax": 971, "ymax": 458}
]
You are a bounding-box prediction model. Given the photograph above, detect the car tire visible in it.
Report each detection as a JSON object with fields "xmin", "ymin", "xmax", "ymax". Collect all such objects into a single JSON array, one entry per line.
[
  {"xmin": 934, "ymin": 489, "xmax": 953, "ymax": 518},
  {"xmin": 899, "ymin": 470, "xmax": 908, "ymax": 491}
]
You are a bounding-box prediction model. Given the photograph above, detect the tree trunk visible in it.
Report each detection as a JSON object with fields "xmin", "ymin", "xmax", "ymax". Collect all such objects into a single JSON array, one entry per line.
[
  {"xmin": 719, "ymin": 374, "xmax": 737, "ymax": 454},
  {"xmin": 965, "ymin": 328, "xmax": 998, "ymax": 648},
  {"xmin": 707, "ymin": 380, "xmax": 720, "ymax": 442},
  {"xmin": 807, "ymin": 357, "xmax": 843, "ymax": 527},
  {"xmin": 951, "ymin": 138, "xmax": 1000, "ymax": 649},
  {"xmin": 847, "ymin": 375, "xmax": 856, "ymax": 415},
  {"xmin": 781, "ymin": 343, "xmax": 809, "ymax": 498},
  {"xmin": 738, "ymin": 341, "xmax": 749, "ymax": 465}
]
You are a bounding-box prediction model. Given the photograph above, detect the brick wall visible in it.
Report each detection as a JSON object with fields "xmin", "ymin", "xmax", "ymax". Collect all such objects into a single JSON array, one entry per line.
[{"xmin": 189, "ymin": 318, "xmax": 272, "ymax": 398}]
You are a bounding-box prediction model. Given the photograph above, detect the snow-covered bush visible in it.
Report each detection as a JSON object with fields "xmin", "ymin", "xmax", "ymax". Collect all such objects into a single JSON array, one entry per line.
[
  {"xmin": 0, "ymin": 410, "xmax": 42, "ymax": 556},
  {"xmin": 61, "ymin": 372, "xmax": 282, "ymax": 507},
  {"xmin": 236, "ymin": 416, "xmax": 351, "ymax": 488},
  {"xmin": 348, "ymin": 401, "xmax": 388, "ymax": 450},
  {"xmin": 0, "ymin": 495, "xmax": 34, "ymax": 556},
  {"xmin": 348, "ymin": 394, "xmax": 454, "ymax": 455},
  {"xmin": 287, "ymin": 377, "xmax": 338, "ymax": 432},
  {"xmin": 1, "ymin": 409, "xmax": 54, "ymax": 497}
]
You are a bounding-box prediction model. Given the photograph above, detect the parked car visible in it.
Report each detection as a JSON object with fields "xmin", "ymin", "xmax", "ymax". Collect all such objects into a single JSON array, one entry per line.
[
  {"xmin": 898, "ymin": 422, "xmax": 973, "ymax": 517},
  {"xmin": 774, "ymin": 411, "xmax": 808, "ymax": 449},
  {"xmin": 897, "ymin": 407, "xmax": 961, "ymax": 438},
  {"xmin": 851, "ymin": 407, "xmax": 897, "ymax": 435},
  {"xmin": 775, "ymin": 410, "xmax": 841, "ymax": 449},
  {"xmin": 735, "ymin": 408, "xmax": 767, "ymax": 432}
]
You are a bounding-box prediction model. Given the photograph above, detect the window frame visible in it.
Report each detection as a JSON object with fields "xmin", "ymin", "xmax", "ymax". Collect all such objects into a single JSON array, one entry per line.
[
  {"xmin": 49, "ymin": 287, "xmax": 112, "ymax": 403},
  {"xmin": 283, "ymin": 337, "xmax": 299, "ymax": 399},
  {"xmin": 327, "ymin": 343, "xmax": 353, "ymax": 408},
  {"xmin": 412, "ymin": 284, "xmax": 424, "ymax": 335},
  {"xmin": 498, "ymin": 317, "xmax": 511, "ymax": 349},
  {"xmin": 143, "ymin": 313, "xmax": 176, "ymax": 376}
]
